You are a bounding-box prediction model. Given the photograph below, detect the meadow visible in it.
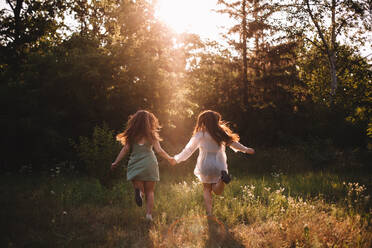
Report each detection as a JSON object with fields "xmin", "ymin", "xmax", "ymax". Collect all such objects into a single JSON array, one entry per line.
[
  {"xmin": 1, "ymin": 0, "xmax": 371, "ymax": 247},
  {"xmin": 1, "ymin": 148, "xmax": 371, "ymax": 248}
]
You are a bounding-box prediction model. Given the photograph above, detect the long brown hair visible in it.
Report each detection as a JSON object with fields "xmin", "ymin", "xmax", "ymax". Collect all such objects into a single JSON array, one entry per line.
[
  {"xmin": 193, "ymin": 110, "xmax": 239, "ymax": 146},
  {"xmin": 116, "ymin": 110, "xmax": 162, "ymax": 146}
]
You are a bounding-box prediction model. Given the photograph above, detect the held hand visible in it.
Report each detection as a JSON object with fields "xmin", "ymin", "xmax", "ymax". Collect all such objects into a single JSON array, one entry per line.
[
  {"xmin": 168, "ymin": 157, "xmax": 177, "ymax": 166},
  {"xmin": 111, "ymin": 162, "xmax": 118, "ymax": 170},
  {"xmin": 246, "ymin": 148, "xmax": 255, "ymax": 155}
]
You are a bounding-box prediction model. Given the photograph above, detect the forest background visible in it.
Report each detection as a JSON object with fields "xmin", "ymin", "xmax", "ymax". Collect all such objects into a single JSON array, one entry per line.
[
  {"xmin": 1, "ymin": 0, "xmax": 371, "ymax": 172},
  {"xmin": 0, "ymin": 0, "xmax": 371, "ymax": 247}
]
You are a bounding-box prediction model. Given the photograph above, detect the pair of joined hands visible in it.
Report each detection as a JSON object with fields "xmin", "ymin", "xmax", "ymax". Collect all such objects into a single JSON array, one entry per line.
[{"xmin": 167, "ymin": 157, "xmax": 177, "ymax": 166}]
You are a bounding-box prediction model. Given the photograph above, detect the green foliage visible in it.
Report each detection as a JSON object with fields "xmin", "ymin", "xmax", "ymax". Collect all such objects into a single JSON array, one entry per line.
[
  {"xmin": 282, "ymin": 0, "xmax": 371, "ymax": 93},
  {"xmin": 0, "ymin": 0, "xmax": 370, "ymax": 169},
  {"xmin": 298, "ymin": 44, "xmax": 372, "ymax": 147},
  {"xmin": 1, "ymin": 0, "xmax": 371, "ymax": 245},
  {"xmin": 0, "ymin": 0, "xmax": 67, "ymax": 54},
  {"xmin": 72, "ymin": 124, "xmax": 123, "ymax": 187},
  {"xmin": 58, "ymin": 177, "xmax": 107, "ymax": 207},
  {"xmin": 0, "ymin": 0, "xmax": 178, "ymax": 168}
]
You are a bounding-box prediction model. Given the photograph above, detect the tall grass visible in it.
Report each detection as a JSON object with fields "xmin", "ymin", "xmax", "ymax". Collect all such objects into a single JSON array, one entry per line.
[
  {"xmin": 1, "ymin": 167, "xmax": 371, "ymax": 248},
  {"xmin": 1, "ymin": 144, "xmax": 371, "ymax": 247}
]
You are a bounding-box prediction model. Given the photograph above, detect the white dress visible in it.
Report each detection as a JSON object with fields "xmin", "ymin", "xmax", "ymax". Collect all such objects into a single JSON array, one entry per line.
[{"xmin": 174, "ymin": 131, "xmax": 249, "ymax": 183}]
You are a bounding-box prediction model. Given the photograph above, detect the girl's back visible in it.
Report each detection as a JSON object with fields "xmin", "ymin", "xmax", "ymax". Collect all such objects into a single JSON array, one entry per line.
[
  {"xmin": 172, "ymin": 110, "xmax": 255, "ymax": 216},
  {"xmin": 175, "ymin": 131, "xmax": 228, "ymax": 183},
  {"xmin": 198, "ymin": 131, "xmax": 222, "ymax": 153},
  {"xmin": 127, "ymin": 141, "xmax": 159, "ymax": 182},
  {"xmin": 111, "ymin": 110, "xmax": 175, "ymax": 220}
]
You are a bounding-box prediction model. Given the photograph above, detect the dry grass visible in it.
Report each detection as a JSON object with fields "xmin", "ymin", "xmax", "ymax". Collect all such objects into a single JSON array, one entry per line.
[
  {"xmin": 1, "ymin": 171, "xmax": 371, "ymax": 248},
  {"xmin": 232, "ymin": 201, "xmax": 371, "ymax": 248}
]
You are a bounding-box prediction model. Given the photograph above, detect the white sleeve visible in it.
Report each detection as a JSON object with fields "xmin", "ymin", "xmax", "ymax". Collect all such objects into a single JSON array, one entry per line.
[
  {"xmin": 229, "ymin": 141, "xmax": 248, "ymax": 153},
  {"xmin": 174, "ymin": 132, "xmax": 201, "ymax": 163}
]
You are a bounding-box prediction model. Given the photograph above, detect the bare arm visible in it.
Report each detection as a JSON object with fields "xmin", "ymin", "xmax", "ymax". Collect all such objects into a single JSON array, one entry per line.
[
  {"xmin": 111, "ymin": 144, "xmax": 130, "ymax": 169},
  {"xmin": 153, "ymin": 140, "xmax": 176, "ymax": 165},
  {"xmin": 229, "ymin": 141, "xmax": 255, "ymax": 154}
]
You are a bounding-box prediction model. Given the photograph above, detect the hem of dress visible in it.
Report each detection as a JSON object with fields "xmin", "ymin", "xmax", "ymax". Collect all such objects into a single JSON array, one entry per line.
[
  {"xmin": 195, "ymin": 175, "xmax": 220, "ymax": 184},
  {"xmin": 127, "ymin": 177, "xmax": 160, "ymax": 182}
]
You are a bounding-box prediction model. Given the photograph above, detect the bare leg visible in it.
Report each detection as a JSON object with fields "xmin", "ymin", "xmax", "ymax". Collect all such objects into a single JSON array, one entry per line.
[
  {"xmin": 132, "ymin": 180, "xmax": 145, "ymax": 195},
  {"xmin": 203, "ymin": 183, "xmax": 213, "ymax": 216},
  {"xmin": 212, "ymin": 179, "xmax": 225, "ymax": 195},
  {"xmin": 144, "ymin": 181, "xmax": 156, "ymax": 215}
]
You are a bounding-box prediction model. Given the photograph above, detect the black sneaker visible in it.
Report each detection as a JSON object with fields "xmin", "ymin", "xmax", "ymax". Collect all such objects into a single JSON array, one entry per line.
[
  {"xmin": 221, "ymin": 170, "xmax": 231, "ymax": 184},
  {"xmin": 134, "ymin": 188, "xmax": 142, "ymax": 207}
]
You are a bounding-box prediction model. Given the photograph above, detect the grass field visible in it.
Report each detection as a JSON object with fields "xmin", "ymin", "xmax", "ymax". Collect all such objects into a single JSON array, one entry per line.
[{"xmin": 1, "ymin": 149, "xmax": 371, "ymax": 247}]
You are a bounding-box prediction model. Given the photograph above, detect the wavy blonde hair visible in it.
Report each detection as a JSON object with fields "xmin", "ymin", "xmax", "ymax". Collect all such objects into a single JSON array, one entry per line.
[
  {"xmin": 116, "ymin": 110, "xmax": 162, "ymax": 146},
  {"xmin": 193, "ymin": 110, "xmax": 239, "ymax": 146}
]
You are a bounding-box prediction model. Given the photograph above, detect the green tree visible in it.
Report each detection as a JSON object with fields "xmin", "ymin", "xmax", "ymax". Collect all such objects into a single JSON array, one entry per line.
[
  {"xmin": 283, "ymin": 0, "xmax": 371, "ymax": 95},
  {"xmin": 0, "ymin": 0, "xmax": 67, "ymax": 59},
  {"xmin": 0, "ymin": 0, "xmax": 178, "ymax": 168},
  {"xmin": 217, "ymin": 0, "xmax": 253, "ymax": 106},
  {"xmin": 298, "ymin": 43, "xmax": 371, "ymax": 146},
  {"xmin": 216, "ymin": 0, "xmax": 300, "ymax": 108}
]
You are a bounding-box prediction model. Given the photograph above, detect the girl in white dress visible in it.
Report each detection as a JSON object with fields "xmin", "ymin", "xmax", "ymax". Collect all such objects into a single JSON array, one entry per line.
[{"xmin": 173, "ymin": 110, "xmax": 255, "ymax": 215}]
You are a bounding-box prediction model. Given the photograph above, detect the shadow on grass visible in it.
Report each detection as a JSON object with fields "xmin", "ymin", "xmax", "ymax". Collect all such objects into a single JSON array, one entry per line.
[
  {"xmin": 165, "ymin": 215, "xmax": 244, "ymax": 248},
  {"xmin": 205, "ymin": 216, "xmax": 244, "ymax": 248}
]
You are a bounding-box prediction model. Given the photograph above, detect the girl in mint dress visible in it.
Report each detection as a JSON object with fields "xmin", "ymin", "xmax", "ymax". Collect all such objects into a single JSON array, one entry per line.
[{"xmin": 111, "ymin": 110, "xmax": 175, "ymax": 221}]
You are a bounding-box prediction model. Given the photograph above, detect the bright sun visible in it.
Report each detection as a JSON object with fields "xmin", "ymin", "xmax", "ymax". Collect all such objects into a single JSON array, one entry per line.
[{"xmin": 155, "ymin": 0, "xmax": 233, "ymax": 39}]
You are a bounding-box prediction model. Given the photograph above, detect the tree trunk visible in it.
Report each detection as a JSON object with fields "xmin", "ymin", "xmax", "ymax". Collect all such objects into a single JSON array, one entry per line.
[
  {"xmin": 329, "ymin": 52, "xmax": 337, "ymax": 94},
  {"xmin": 305, "ymin": 0, "xmax": 338, "ymax": 96},
  {"xmin": 6, "ymin": 0, "xmax": 24, "ymax": 52},
  {"xmin": 329, "ymin": 0, "xmax": 337, "ymax": 94},
  {"xmin": 242, "ymin": 0, "xmax": 248, "ymax": 106},
  {"xmin": 253, "ymin": 0, "xmax": 260, "ymax": 79}
]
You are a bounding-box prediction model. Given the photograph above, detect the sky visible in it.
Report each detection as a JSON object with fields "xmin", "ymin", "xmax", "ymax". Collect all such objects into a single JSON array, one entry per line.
[
  {"xmin": 155, "ymin": 0, "xmax": 235, "ymax": 41},
  {"xmin": 1, "ymin": 0, "xmax": 370, "ymax": 59}
]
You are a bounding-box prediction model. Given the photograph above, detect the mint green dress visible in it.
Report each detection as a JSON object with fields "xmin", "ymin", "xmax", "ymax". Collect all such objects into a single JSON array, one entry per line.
[{"xmin": 127, "ymin": 143, "xmax": 159, "ymax": 181}]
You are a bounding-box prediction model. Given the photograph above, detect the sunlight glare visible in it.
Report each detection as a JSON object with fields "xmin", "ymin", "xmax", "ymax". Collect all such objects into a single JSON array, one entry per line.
[{"xmin": 155, "ymin": 0, "xmax": 233, "ymax": 39}]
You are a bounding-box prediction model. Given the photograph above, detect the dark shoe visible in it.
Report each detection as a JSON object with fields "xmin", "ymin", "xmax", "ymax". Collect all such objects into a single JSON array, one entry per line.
[
  {"xmin": 135, "ymin": 188, "xmax": 142, "ymax": 207},
  {"xmin": 221, "ymin": 170, "xmax": 231, "ymax": 184}
]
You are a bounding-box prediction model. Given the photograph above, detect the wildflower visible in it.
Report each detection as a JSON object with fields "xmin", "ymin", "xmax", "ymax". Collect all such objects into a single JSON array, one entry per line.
[
  {"xmin": 275, "ymin": 187, "xmax": 285, "ymax": 194},
  {"xmin": 304, "ymin": 223, "xmax": 309, "ymax": 237}
]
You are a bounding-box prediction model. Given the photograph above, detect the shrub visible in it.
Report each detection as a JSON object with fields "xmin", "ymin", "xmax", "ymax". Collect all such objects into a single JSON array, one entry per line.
[{"xmin": 72, "ymin": 124, "xmax": 124, "ymax": 187}]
